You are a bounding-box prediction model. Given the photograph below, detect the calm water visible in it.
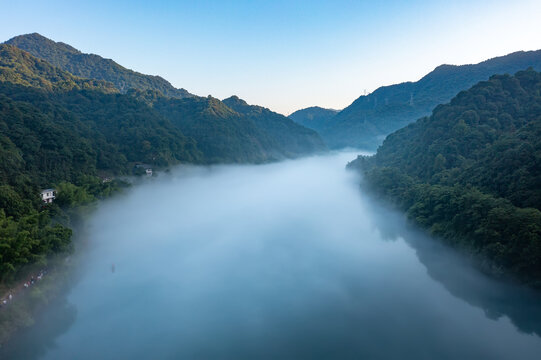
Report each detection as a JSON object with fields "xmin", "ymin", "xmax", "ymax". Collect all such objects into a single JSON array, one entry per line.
[{"xmin": 3, "ymin": 151, "xmax": 541, "ymax": 359}]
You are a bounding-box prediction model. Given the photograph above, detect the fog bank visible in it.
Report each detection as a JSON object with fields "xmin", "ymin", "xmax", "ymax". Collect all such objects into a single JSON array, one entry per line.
[{"xmin": 3, "ymin": 151, "xmax": 541, "ymax": 359}]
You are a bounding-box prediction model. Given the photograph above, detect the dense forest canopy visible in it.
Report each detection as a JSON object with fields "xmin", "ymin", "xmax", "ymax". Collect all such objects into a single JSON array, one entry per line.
[
  {"xmin": 349, "ymin": 69, "xmax": 541, "ymax": 286},
  {"xmin": 5, "ymin": 33, "xmax": 192, "ymax": 98},
  {"xmin": 0, "ymin": 44, "xmax": 116, "ymax": 93},
  {"xmin": 3, "ymin": 34, "xmax": 326, "ymax": 163},
  {"xmin": 323, "ymin": 50, "xmax": 541, "ymax": 150},
  {"xmin": 0, "ymin": 82, "xmax": 201, "ymax": 281},
  {"xmin": 288, "ymin": 106, "xmax": 339, "ymax": 132},
  {"xmin": 129, "ymin": 91, "xmax": 326, "ymax": 163},
  {"xmin": 222, "ymin": 96, "xmax": 327, "ymax": 158}
]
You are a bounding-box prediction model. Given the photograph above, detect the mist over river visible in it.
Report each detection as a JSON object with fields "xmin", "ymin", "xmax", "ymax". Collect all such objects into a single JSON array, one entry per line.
[{"xmin": 3, "ymin": 151, "xmax": 541, "ymax": 359}]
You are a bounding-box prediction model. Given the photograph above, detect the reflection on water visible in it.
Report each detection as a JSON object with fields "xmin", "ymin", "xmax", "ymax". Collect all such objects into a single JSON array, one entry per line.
[
  {"xmin": 2, "ymin": 151, "xmax": 541, "ymax": 360},
  {"xmin": 367, "ymin": 197, "xmax": 541, "ymax": 336}
]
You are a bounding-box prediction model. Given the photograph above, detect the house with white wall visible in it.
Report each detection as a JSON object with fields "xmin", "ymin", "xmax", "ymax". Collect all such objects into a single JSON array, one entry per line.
[{"xmin": 40, "ymin": 189, "xmax": 56, "ymax": 203}]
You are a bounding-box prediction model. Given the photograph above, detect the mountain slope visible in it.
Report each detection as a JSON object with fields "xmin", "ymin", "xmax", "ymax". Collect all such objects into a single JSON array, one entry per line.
[
  {"xmin": 130, "ymin": 92, "xmax": 326, "ymax": 163},
  {"xmin": 0, "ymin": 46, "xmax": 207, "ymax": 284},
  {"xmin": 0, "ymin": 44, "xmax": 116, "ymax": 93},
  {"xmin": 349, "ymin": 69, "xmax": 541, "ymax": 285},
  {"xmin": 0, "ymin": 84, "xmax": 202, "ymax": 185},
  {"xmin": 223, "ymin": 96, "xmax": 327, "ymax": 157},
  {"xmin": 0, "ymin": 82, "xmax": 205, "ymax": 283},
  {"xmin": 5, "ymin": 33, "xmax": 192, "ymax": 98},
  {"xmin": 4, "ymin": 33, "xmax": 326, "ymax": 163},
  {"xmin": 152, "ymin": 93, "xmax": 270, "ymax": 163},
  {"xmin": 288, "ymin": 106, "xmax": 339, "ymax": 132},
  {"xmin": 324, "ymin": 50, "xmax": 541, "ymax": 149}
]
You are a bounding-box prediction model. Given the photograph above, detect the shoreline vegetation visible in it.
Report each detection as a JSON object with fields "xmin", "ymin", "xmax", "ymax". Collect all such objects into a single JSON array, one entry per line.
[
  {"xmin": 0, "ymin": 254, "xmax": 73, "ymax": 347},
  {"xmin": 0, "ymin": 176, "xmax": 130, "ymax": 346},
  {"xmin": 348, "ymin": 69, "xmax": 541, "ymax": 287}
]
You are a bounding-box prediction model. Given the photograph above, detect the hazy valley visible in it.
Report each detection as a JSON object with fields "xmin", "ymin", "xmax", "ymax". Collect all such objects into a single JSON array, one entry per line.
[{"xmin": 1, "ymin": 9, "xmax": 541, "ymax": 358}]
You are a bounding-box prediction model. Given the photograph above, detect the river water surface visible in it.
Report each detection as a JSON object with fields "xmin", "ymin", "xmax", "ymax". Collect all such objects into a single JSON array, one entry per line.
[{"xmin": 3, "ymin": 151, "xmax": 541, "ymax": 359}]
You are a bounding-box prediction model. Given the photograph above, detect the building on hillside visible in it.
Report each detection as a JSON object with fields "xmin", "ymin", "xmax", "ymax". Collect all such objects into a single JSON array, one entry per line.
[
  {"xmin": 101, "ymin": 177, "xmax": 112, "ymax": 183},
  {"xmin": 40, "ymin": 189, "xmax": 56, "ymax": 203},
  {"xmin": 134, "ymin": 164, "xmax": 153, "ymax": 176}
]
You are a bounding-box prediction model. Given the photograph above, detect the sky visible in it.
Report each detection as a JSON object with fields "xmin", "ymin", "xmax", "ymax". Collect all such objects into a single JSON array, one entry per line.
[{"xmin": 1, "ymin": 0, "xmax": 540, "ymax": 115}]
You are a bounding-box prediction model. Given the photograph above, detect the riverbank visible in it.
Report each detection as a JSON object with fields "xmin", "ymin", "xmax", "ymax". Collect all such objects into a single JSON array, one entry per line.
[
  {"xmin": 1, "ymin": 269, "xmax": 49, "ymax": 309},
  {"xmin": 0, "ymin": 177, "xmax": 132, "ymax": 347},
  {"xmin": 0, "ymin": 255, "xmax": 74, "ymax": 347},
  {"xmin": 348, "ymin": 157, "xmax": 541, "ymax": 288}
]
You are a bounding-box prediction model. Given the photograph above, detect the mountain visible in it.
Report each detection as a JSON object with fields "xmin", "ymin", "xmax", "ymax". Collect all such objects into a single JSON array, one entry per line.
[
  {"xmin": 5, "ymin": 33, "xmax": 192, "ymax": 98},
  {"xmin": 0, "ymin": 83, "xmax": 203, "ymax": 283},
  {"xmin": 0, "ymin": 44, "xmax": 201, "ymax": 178},
  {"xmin": 0, "ymin": 82, "xmax": 202, "ymax": 184},
  {"xmin": 0, "ymin": 44, "xmax": 116, "ymax": 93},
  {"xmin": 0, "ymin": 47, "xmax": 201, "ymax": 283},
  {"xmin": 147, "ymin": 92, "xmax": 274, "ymax": 163},
  {"xmin": 129, "ymin": 92, "xmax": 326, "ymax": 163},
  {"xmin": 349, "ymin": 69, "xmax": 541, "ymax": 286},
  {"xmin": 222, "ymin": 96, "xmax": 327, "ymax": 158},
  {"xmin": 323, "ymin": 50, "xmax": 541, "ymax": 149},
  {"xmin": 4, "ymin": 33, "xmax": 326, "ymax": 163},
  {"xmin": 288, "ymin": 106, "xmax": 339, "ymax": 132}
]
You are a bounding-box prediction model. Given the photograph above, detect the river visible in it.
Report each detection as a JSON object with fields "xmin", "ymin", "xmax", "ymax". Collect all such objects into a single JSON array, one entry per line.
[{"xmin": 3, "ymin": 151, "xmax": 541, "ymax": 359}]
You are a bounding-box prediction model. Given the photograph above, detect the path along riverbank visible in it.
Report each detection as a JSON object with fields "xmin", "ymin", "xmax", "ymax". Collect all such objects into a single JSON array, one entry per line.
[{"xmin": 1, "ymin": 269, "xmax": 50, "ymax": 310}]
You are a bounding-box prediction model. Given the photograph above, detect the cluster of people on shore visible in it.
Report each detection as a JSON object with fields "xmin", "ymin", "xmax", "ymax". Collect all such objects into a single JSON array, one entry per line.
[
  {"xmin": 0, "ymin": 268, "xmax": 48, "ymax": 309},
  {"xmin": 23, "ymin": 269, "xmax": 47, "ymax": 288},
  {"xmin": 1, "ymin": 293, "xmax": 13, "ymax": 306}
]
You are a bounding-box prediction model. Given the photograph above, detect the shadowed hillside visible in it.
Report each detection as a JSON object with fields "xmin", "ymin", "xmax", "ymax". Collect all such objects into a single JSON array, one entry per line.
[
  {"xmin": 324, "ymin": 50, "xmax": 541, "ymax": 149},
  {"xmin": 288, "ymin": 106, "xmax": 339, "ymax": 132},
  {"xmin": 349, "ymin": 69, "xmax": 541, "ymax": 286}
]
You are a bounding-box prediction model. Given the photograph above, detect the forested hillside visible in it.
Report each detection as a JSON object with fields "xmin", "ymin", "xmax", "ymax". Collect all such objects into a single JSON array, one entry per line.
[
  {"xmin": 324, "ymin": 50, "xmax": 541, "ymax": 149},
  {"xmin": 349, "ymin": 69, "xmax": 541, "ymax": 286},
  {"xmin": 0, "ymin": 45, "xmax": 203, "ymax": 282},
  {"xmin": 0, "ymin": 43, "xmax": 326, "ymax": 282},
  {"xmin": 0, "ymin": 85, "xmax": 202, "ymax": 282},
  {"xmin": 0, "ymin": 44, "xmax": 116, "ymax": 93},
  {"xmin": 151, "ymin": 93, "xmax": 271, "ymax": 163},
  {"xmin": 222, "ymin": 96, "xmax": 326, "ymax": 158},
  {"xmin": 5, "ymin": 33, "xmax": 192, "ymax": 98},
  {"xmin": 288, "ymin": 106, "xmax": 339, "ymax": 132},
  {"xmin": 130, "ymin": 91, "xmax": 326, "ymax": 163},
  {"xmin": 4, "ymin": 34, "xmax": 326, "ymax": 163}
]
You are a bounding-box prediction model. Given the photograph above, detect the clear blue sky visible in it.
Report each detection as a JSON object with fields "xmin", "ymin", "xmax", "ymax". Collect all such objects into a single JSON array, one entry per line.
[{"xmin": 2, "ymin": 0, "xmax": 540, "ymax": 114}]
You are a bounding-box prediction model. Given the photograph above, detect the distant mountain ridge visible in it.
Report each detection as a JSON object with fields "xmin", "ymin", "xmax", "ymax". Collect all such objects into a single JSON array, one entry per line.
[
  {"xmin": 5, "ymin": 33, "xmax": 193, "ymax": 98},
  {"xmin": 322, "ymin": 49, "xmax": 541, "ymax": 149},
  {"xmin": 223, "ymin": 96, "xmax": 326, "ymax": 158},
  {"xmin": 288, "ymin": 106, "xmax": 339, "ymax": 132},
  {"xmin": 126, "ymin": 92, "xmax": 326, "ymax": 163}
]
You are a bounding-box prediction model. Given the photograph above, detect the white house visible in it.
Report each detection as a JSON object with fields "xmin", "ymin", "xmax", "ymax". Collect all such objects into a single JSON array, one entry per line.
[
  {"xmin": 134, "ymin": 164, "xmax": 153, "ymax": 176},
  {"xmin": 40, "ymin": 189, "xmax": 56, "ymax": 203}
]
